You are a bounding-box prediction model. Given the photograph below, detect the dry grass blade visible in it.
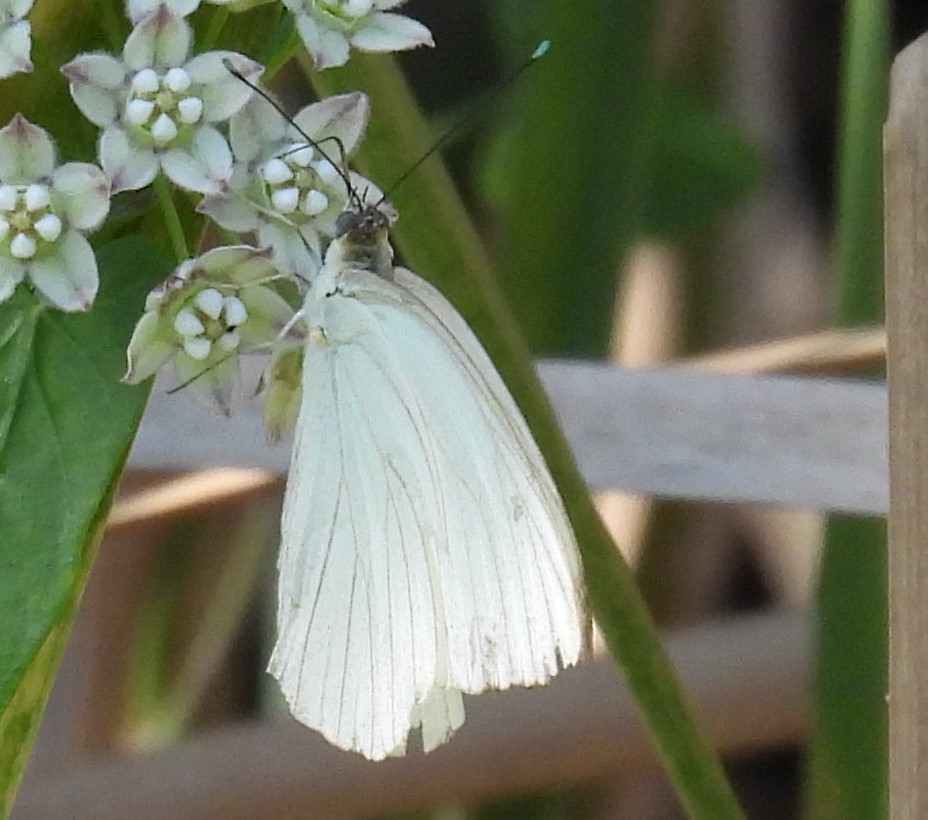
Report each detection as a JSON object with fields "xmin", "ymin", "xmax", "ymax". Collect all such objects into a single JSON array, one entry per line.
[
  {"xmin": 107, "ymin": 469, "xmax": 280, "ymax": 533},
  {"xmin": 680, "ymin": 327, "xmax": 886, "ymax": 375}
]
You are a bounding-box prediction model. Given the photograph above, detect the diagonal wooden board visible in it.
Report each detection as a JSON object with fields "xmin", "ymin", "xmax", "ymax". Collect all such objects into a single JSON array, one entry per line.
[{"xmin": 129, "ymin": 361, "xmax": 887, "ymax": 516}]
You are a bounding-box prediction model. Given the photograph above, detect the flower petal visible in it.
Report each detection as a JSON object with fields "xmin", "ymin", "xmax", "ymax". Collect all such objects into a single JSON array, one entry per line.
[
  {"xmin": 258, "ymin": 220, "xmax": 320, "ymax": 279},
  {"xmin": 351, "ymin": 170, "xmax": 387, "ymax": 207},
  {"xmin": 0, "ymin": 19, "xmax": 31, "ymax": 78},
  {"xmin": 160, "ymin": 125, "xmax": 232, "ymax": 194},
  {"xmin": 100, "ymin": 126, "xmax": 159, "ymax": 193},
  {"xmin": 291, "ymin": 91, "xmax": 369, "ymax": 157},
  {"xmin": 261, "ymin": 345, "xmax": 303, "ymax": 443},
  {"xmin": 52, "ymin": 162, "xmax": 110, "ymax": 230},
  {"xmin": 7, "ymin": 0, "xmax": 35, "ymax": 18},
  {"xmin": 0, "ymin": 254, "xmax": 25, "ymax": 303},
  {"xmin": 197, "ymin": 244, "xmax": 278, "ymax": 285},
  {"xmin": 228, "ymin": 94, "xmax": 288, "ymax": 164},
  {"xmin": 295, "ymin": 13, "xmax": 351, "ymax": 70},
  {"xmin": 185, "ymin": 50, "xmax": 263, "ymax": 122},
  {"xmin": 174, "ymin": 350, "xmax": 237, "ymax": 416},
  {"xmin": 123, "ymin": 7, "xmax": 191, "ymax": 72},
  {"xmin": 239, "ymin": 284, "xmax": 297, "ymax": 342},
  {"xmin": 350, "ymin": 11, "xmax": 434, "ymax": 52},
  {"xmin": 61, "ymin": 54, "xmax": 127, "ymax": 127},
  {"xmin": 28, "ymin": 230, "xmax": 98, "ymax": 311},
  {"xmin": 124, "ymin": 310, "xmax": 176, "ymax": 382},
  {"xmin": 126, "ymin": 0, "xmax": 199, "ymax": 24},
  {"xmin": 0, "ymin": 114, "xmax": 55, "ymax": 182},
  {"xmin": 197, "ymin": 188, "xmax": 261, "ymax": 232}
]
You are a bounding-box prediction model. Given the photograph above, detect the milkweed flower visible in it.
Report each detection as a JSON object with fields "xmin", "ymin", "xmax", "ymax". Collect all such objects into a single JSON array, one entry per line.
[
  {"xmin": 125, "ymin": 0, "xmax": 201, "ymax": 23},
  {"xmin": 62, "ymin": 6, "xmax": 262, "ymax": 195},
  {"xmin": 198, "ymin": 91, "xmax": 378, "ymax": 278},
  {"xmin": 0, "ymin": 0, "xmax": 33, "ymax": 79},
  {"xmin": 124, "ymin": 244, "xmax": 295, "ymax": 413},
  {"xmin": 125, "ymin": 0, "xmax": 273, "ymax": 23},
  {"xmin": 0, "ymin": 115, "xmax": 109, "ymax": 311},
  {"xmin": 282, "ymin": 0, "xmax": 433, "ymax": 70}
]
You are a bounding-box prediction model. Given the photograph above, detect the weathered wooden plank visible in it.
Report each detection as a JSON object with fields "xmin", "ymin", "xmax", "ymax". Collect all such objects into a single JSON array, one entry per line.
[
  {"xmin": 129, "ymin": 360, "xmax": 887, "ymax": 514},
  {"xmin": 885, "ymin": 33, "xmax": 928, "ymax": 820}
]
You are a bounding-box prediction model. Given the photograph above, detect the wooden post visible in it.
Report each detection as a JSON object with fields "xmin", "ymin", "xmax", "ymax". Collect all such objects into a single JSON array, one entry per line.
[{"xmin": 886, "ymin": 33, "xmax": 928, "ymax": 819}]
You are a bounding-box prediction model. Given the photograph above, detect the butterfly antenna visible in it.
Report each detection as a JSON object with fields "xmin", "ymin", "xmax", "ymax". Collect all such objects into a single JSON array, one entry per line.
[
  {"xmin": 222, "ymin": 59, "xmax": 364, "ymax": 210},
  {"xmin": 377, "ymin": 40, "xmax": 551, "ymax": 206},
  {"xmin": 166, "ymin": 350, "xmax": 237, "ymax": 395}
]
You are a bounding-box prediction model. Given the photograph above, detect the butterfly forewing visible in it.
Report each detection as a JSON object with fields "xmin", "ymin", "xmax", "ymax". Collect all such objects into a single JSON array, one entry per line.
[{"xmin": 271, "ymin": 255, "xmax": 583, "ymax": 760}]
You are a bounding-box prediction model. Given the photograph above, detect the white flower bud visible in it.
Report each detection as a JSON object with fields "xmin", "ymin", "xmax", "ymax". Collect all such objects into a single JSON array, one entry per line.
[
  {"xmin": 34, "ymin": 213, "xmax": 62, "ymax": 242},
  {"xmin": 301, "ymin": 189, "xmax": 329, "ymax": 216},
  {"xmin": 222, "ymin": 295, "xmax": 248, "ymax": 327},
  {"xmin": 132, "ymin": 68, "xmax": 160, "ymax": 94},
  {"xmin": 0, "ymin": 184, "xmax": 17, "ymax": 211},
  {"xmin": 345, "ymin": 0, "xmax": 372, "ymax": 17},
  {"xmin": 271, "ymin": 186, "xmax": 300, "ymax": 213},
  {"xmin": 24, "ymin": 183, "xmax": 50, "ymax": 211},
  {"xmin": 218, "ymin": 331, "xmax": 240, "ymax": 351},
  {"xmin": 151, "ymin": 113, "xmax": 179, "ymax": 144},
  {"xmin": 164, "ymin": 67, "xmax": 191, "ymax": 93},
  {"xmin": 183, "ymin": 336, "xmax": 212, "ymax": 361},
  {"xmin": 313, "ymin": 159, "xmax": 342, "ymax": 188},
  {"xmin": 10, "ymin": 232, "xmax": 36, "ymax": 259},
  {"xmin": 176, "ymin": 96, "xmax": 203, "ymax": 125},
  {"xmin": 286, "ymin": 143, "xmax": 314, "ymax": 167},
  {"xmin": 262, "ymin": 158, "xmax": 293, "ymax": 185},
  {"xmin": 125, "ymin": 98, "xmax": 156, "ymax": 126},
  {"xmin": 0, "ymin": 218, "xmax": 9, "ymax": 240},
  {"xmin": 195, "ymin": 287, "xmax": 224, "ymax": 320},
  {"xmin": 174, "ymin": 307, "xmax": 206, "ymax": 337}
]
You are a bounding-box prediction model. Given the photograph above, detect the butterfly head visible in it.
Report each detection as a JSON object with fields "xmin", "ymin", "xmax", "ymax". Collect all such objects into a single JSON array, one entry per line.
[
  {"xmin": 335, "ymin": 203, "xmax": 392, "ymax": 238},
  {"xmin": 327, "ymin": 203, "xmax": 396, "ymax": 280}
]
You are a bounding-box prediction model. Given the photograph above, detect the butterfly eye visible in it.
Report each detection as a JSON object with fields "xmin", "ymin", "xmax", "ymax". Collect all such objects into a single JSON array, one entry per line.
[{"xmin": 335, "ymin": 210, "xmax": 360, "ymax": 237}]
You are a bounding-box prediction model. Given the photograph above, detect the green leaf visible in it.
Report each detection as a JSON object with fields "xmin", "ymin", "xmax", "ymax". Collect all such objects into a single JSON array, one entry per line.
[
  {"xmin": 0, "ymin": 238, "xmax": 171, "ymax": 814},
  {"xmin": 642, "ymin": 84, "xmax": 763, "ymax": 239},
  {"xmin": 487, "ymin": 0, "xmax": 661, "ymax": 357},
  {"xmin": 483, "ymin": 81, "xmax": 762, "ymax": 248}
]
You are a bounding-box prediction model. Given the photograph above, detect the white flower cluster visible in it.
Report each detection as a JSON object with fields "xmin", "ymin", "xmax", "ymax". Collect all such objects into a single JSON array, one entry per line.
[
  {"xmin": 0, "ymin": 0, "xmax": 32, "ymax": 80},
  {"xmin": 101, "ymin": 0, "xmax": 427, "ymax": 413},
  {"xmin": 0, "ymin": 0, "xmax": 432, "ymax": 360},
  {"xmin": 0, "ymin": 0, "xmax": 109, "ymax": 310},
  {"xmin": 0, "ymin": 0, "xmax": 432, "ymax": 410}
]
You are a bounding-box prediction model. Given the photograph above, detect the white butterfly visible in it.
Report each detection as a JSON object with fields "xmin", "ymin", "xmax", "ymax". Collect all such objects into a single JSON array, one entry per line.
[{"xmin": 269, "ymin": 204, "xmax": 584, "ymax": 760}]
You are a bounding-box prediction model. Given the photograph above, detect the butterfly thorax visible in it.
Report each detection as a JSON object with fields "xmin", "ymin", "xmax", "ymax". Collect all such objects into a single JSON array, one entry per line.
[{"xmin": 326, "ymin": 205, "xmax": 394, "ymax": 281}]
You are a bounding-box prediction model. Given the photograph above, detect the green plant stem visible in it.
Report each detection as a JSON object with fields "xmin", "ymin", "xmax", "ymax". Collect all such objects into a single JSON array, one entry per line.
[
  {"xmin": 310, "ymin": 52, "xmax": 744, "ymax": 820},
  {"xmin": 153, "ymin": 177, "xmax": 189, "ymax": 263},
  {"xmin": 808, "ymin": 1, "xmax": 889, "ymax": 818},
  {"xmin": 264, "ymin": 28, "xmax": 301, "ymax": 80}
]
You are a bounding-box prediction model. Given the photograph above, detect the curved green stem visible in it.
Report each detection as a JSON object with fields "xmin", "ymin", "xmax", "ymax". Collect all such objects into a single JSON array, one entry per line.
[
  {"xmin": 263, "ymin": 28, "xmax": 301, "ymax": 81},
  {"xmin": 153, "ymin": 177, "xmax": 189, "ymax": 263}
]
